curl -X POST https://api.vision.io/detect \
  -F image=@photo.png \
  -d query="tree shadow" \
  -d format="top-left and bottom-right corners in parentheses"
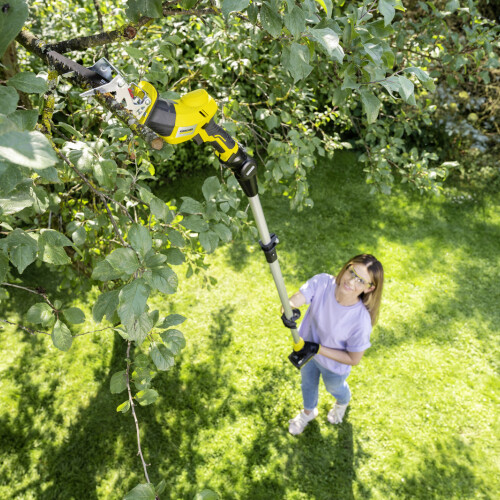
top-left (0, 332), bottom-right (134, 500)
top-left (374, 436), bottom-right (489, 499)
top-left (255, 151), bottom-right (499, 352)
top-left (140, 303), bottom-right (362, 499)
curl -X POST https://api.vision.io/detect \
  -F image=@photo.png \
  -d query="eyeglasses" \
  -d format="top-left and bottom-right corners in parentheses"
top-left (347, 264), bottom-right (374, 288)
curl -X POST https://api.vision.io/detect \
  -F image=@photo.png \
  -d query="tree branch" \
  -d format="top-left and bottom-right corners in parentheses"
top-left (45, 25), bottom-right (143, 53)
top-left (55, 149), bottom-right (128, 246)
top-left (15, 29), bottom-right (164, 151)
top-left (0, 318), bottom-right (50, 336)
top-left (1, 282), bottom-right (58, 310)
top-left (125, 341), bottom-right (158, 498)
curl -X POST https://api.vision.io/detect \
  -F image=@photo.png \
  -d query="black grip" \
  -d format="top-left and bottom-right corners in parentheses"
top-left (203, 118), bottom-right (236, 151)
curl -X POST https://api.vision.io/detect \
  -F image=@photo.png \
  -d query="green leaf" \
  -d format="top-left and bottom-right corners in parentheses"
top-left (167, 230), bottom-right (185, 247)
top-left (132, 365), bottom-right (153, 390)
top-left (404, 67), bottom-right (435, 91)
top-left (381, 75), bottom-right (400, 98)
top-left (91, 259), bottom-right (123, 281)
top-left (145, 252), bottom-right (168, 268)
top-left (51, 319), bottom-right (73, 351)
top-left (39, 229), bottom-right (72, 247)
top-left (126, 311), bottom-right (154, 345)
top-left (71, 226), bottom-right (86, 247)
top-left (7, 72), bottom-right (48, 94)
top-left (180, 197), bottom-right (203, 214)
top-left (110, 371), bottom-right (127, 394)
top-left (309, 28), bottom-right (341, 59)
top-left (0, 86), bottom-right (19, 115)
top-left (194, 490), bottom-right (219, 500)
top-left (128, 224), bottom-right (153, 258)
top-left (118, 279), bottom-right (150, 327)
top-left (180, 0), bottom-right (197, 8)
top-left (143, 266), bottom-right (178, 294)
top-left (0, 182), bottom-right (33, 215)
top-left (93, 290), bottom-right (120, 323)
top-left (0, 228), bottom-right (37, 273)
top-left (314, 0), bottom-right (332, 18)
top-left (0, 251), bottom-right (8, 283)
top-left (63, 307), bottom-right (86, 324)
top-left (260, 3), bottom-right (282, 38)
top-left (159, 314), bottom-right (186, 329)
top-left (445, 0), bottom-right (459, 13)
top-left (0, 162), bottom-right (22, 195)
top-left (202, 176), bottom-right (221, 202)
top-left (8, 109), bottom-right (39, 131)
top-left (213, 223), bottom-right (232, 243)
top-left (116, 400), bottom-right (131, 413)
top-left (123, 45), bottom-right (146, 61)
top-left (38, 230), bottom-right (71, 266)
top-left (397, 75), bottom-right (415, 102)
top-left (281, 43), bottom-right (313, 83)
top-left (0, 131), bottom-right (58, 169)
top-left (0, 0), bottom-right (29, 59)
top-left (26, 302), bottom-right (53, 326)
top-left (136, 388), bottom-right (159, 406)
top-left (123, 483), bottom-right (156, 500)
top-left (341, 63), bottom-right (359, 90)
top-left (150, 196), bottom-right (172, 222)
top-left (150, 344), bottom-right (175, 371)
top-left (182, 215), bottom-right (209, 233)
top-left (156, 480), bottom-right (166, 495)
top-left (367, 19), bottom-right (395, 38)
top-left (222, 0), bottom-right (250, 18)
top-left (284, 6), bottom-right (306, 38)
top-left (126, 0), bottom-right (162, 19)
top-left (359, 90), bottom-right (381, 124)
top-left (199, 230), bottom-right (220, 253)
top-left (165, 247), bottom-right (185, 265)
top-left (378, 0), bottom-right (395, 26)
top-left (93, 158), bottom-right (117, 188)
top-left (160, 329), bottom-right (186, 355)
top-left (106, 247), bottom-right (140, 276)
top-left (363, 43), bottom-right (384, 64)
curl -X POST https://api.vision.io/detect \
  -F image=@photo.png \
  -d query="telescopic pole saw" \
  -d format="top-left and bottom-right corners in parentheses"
top-left (31, 50), bottom-right (315, 369)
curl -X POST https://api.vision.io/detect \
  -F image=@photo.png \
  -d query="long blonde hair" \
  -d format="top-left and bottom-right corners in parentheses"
top-left (335, 254), bottom-right (384, 326)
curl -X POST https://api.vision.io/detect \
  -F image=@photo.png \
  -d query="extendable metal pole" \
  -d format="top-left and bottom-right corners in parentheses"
top-left (248, 195), bottom-right (301, 345)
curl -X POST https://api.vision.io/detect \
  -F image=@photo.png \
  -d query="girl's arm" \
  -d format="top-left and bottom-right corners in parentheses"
top-left (289, 291), bottom-right (306, 308)
top-left (317, 346), bottom-right (365, 366)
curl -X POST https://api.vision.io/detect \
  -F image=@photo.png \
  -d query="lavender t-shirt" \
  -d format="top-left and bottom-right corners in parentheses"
top-left (299, 273), bottom-right (372, 375)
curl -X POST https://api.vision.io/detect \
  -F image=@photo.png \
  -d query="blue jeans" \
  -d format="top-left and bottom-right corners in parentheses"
top-left (301, 358), bottom-right (351, 410)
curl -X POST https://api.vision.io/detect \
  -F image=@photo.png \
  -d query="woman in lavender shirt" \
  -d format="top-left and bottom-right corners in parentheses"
top-left (287, 254), bottom-right (384, 435)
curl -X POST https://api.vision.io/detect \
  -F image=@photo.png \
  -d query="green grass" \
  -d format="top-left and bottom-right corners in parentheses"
top-left (1, 151), bottom-right (499, 499)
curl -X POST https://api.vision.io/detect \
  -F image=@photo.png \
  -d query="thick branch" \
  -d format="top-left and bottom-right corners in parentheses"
top-left (45, 0), bottom-right (218, 54)
top-left (46, 25), bottom-right (142, 53)
top-left (15, 29), bottom-right (164, 151)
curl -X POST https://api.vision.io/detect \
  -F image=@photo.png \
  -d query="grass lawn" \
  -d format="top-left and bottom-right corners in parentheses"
top-left (1, 151), bottom-right (499, 499)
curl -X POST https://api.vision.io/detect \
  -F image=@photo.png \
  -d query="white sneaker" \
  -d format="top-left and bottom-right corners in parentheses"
top-left (327, 402), bottom-right (348, 424)
top-left (288, 408), bottom-right (318, 435)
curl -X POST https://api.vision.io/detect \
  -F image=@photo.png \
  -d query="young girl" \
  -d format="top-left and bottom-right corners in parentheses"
top-left (287, 254), bottom-right (384, 435)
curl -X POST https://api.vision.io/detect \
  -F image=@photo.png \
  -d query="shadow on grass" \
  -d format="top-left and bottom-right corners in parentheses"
top-left (0, 332), bottom-right (135, 500)
top-left (375, 437), bottom-right (488, 499)
top-left (142, 306), bottom-right (360, 499)
top-left (255, 151), bottom-right (500, 352)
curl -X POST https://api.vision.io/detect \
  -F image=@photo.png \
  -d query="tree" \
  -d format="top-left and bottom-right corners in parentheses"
top-left (0, 0), bottom-right (498, 497)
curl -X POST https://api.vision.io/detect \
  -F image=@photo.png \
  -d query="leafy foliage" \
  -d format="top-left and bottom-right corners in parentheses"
top-left (0, 0), bottom-right (498, 497)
